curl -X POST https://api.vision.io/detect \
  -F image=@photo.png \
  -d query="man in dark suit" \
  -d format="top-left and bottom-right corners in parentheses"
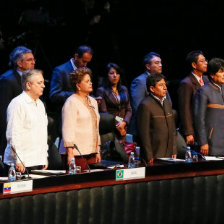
top-left (49, 45), bottom-right (93, 107)
top-left (0, 46), bottom-right (35, 157)
top-left (49, 45), bottom-right (93, 141)
top-left (129, 52), bottom-right (171, 141)
top-left (178, 50), bottom-right (208, 146)
top-left (137, 74), bottom-right (177, 164)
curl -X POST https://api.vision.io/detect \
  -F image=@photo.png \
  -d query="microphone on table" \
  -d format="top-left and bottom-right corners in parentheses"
top-left (141, 157), bottom-right (148, 167)
top-left (73, 144), bottom-right (91, 173)
top-left (0, 155), bottom-right (4, 169)
top-left (11, 146), bottom-right (30, 179)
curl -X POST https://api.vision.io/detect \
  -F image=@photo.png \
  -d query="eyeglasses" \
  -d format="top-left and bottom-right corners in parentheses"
top-left (24, 58), bottom-right (36, 62)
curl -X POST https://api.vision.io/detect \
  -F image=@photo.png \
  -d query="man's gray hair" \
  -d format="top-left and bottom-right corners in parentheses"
top-left (9, 46), bottom-right (32, 69)
top-left (21, 69), bottom-right (43, 90)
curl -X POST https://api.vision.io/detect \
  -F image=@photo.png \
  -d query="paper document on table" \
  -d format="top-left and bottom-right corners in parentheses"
top-left (0, 177), bottom-right (9, 181)
top-left (84, 169), bottom-right (104, 173)
top-left (156, 158), bottom-right (185, 163)
top-left (204, 156), bottom-right (224, 161)
top-left (31, 170), bottom-right (66, 175)
top-left (107, 164), bottom-right (124, 169)
top-left (29, 174), bottom-right (49, 179)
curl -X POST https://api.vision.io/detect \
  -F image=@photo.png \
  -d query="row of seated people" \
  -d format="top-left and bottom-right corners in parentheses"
top-left (0, 45), bottom-right (223, 173)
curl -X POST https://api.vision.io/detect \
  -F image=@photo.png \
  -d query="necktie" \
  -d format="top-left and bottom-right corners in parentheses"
top-left (199, 77), bottom-right (204, 86)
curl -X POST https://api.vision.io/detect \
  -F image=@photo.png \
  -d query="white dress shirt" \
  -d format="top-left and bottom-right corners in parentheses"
top-left (70, 58), bottom-right (77, 71)
top-left (192, 72), bottom-right (202, 85)
top-left (4, 91), bottom-right (48, 167)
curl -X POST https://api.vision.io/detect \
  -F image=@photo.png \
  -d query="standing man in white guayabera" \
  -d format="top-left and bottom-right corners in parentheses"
top-left (4, 69), bottom-right (48, 173)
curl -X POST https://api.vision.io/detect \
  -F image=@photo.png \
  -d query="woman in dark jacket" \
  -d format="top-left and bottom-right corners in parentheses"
top-left (96, 63), bottom-right (132, 141)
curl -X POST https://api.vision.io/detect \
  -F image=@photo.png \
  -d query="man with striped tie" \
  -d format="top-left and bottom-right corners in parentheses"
top-left (178, 50), bottom-right (208, 146)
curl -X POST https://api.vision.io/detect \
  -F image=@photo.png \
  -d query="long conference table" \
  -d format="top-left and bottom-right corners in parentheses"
top-left (1, 159), bottom-right (224, 224)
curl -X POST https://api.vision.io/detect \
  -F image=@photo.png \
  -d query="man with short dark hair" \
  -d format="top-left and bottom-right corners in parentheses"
top-left (129, 52), bottom-right (171, 140)
top-left (49, 45), bottom-right (93, 141)
top-left (194, 58), bottom-right (224, 156)
top-left (0, 46), bottom-right (35, 157)
top-left (178, 50), bottom-right (208, 146)
top-left (131, 52), bottom-right (162, 114)
top-left (4, 69), bottom-right (48, 173)
top-left (49, 45), bottom-right (93, 106)
top-left (137, 74), bottom-right (176, 164)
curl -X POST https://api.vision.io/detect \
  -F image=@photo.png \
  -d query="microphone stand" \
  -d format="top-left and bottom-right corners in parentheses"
top-left (11, 146), bottom-right (30, 179)
top-left (0, 155), bottom-right (4, 169)
top-left (73, 144), bottom-right (91, 173)
top-left (141, 158), bottom-right (148, 167)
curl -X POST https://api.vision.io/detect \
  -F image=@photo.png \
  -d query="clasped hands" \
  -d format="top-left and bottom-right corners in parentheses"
top-left (116, 121), bottom-right (126, 136)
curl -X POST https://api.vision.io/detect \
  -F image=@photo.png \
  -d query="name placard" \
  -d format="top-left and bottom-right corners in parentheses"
top-left (3, 180), bottom-right (33, 194)
top-left (116, 167), bottom-right (145, 181)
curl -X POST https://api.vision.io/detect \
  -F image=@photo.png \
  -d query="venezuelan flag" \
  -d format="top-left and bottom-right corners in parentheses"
top-left (3, 183), bottom-right (11, 194)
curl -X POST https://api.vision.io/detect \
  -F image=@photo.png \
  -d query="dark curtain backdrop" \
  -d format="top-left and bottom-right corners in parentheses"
top-left (0, 0), bottom-right (224, 110)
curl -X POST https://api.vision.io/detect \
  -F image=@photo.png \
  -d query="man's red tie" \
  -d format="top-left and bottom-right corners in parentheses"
top-left (199, 77), bottom-right (204, 86)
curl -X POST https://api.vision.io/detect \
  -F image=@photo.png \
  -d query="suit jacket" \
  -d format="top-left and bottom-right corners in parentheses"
top-left (137, 95), bottom-right (177, 162)
top-left (96, 86), bottom-right (132, 125)
top-left (178, 73), bottom-right (209, 137)
top-left (49, 60), bottom-right (74, 106)
top-left (130, 71), bottom-right (149, 113)
top-left (194, 82), bottom-right (224, 156)
top-left (59, 95), bottom-right (100, 156)
top-left (129, 71), bottom-right (172, 136)
top-left (0, 69), bottom-right (23, 156)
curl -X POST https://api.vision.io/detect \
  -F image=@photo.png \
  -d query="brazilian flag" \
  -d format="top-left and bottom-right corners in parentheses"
top-left (116, 170), bottom-right (124, 180)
